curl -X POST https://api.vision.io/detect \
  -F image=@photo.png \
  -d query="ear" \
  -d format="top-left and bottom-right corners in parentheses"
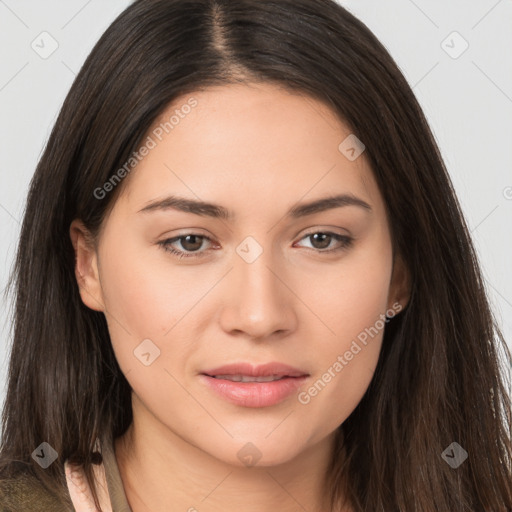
top-left (69, 219), bottom-right (105, 312)
top-left (387, 252), bottom-right (411, 314)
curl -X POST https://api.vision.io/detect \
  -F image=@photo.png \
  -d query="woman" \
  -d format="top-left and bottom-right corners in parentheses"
top-left (1, 0), bottom-right (511, 510)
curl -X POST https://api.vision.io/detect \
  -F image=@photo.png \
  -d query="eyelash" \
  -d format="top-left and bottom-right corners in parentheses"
top-left (157, 231), bottom-right (353, 260)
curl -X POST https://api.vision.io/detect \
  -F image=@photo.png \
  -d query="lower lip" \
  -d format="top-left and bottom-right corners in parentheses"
top-left (200, 374), bottom-right (308, 408)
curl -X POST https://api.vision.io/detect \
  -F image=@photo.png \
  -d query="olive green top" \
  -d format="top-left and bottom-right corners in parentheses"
top-left (0, 435), bottom-right (132, 511)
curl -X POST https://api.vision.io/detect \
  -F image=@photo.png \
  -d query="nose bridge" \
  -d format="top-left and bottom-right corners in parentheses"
top-left (219, 236), bottom-right (295, 338)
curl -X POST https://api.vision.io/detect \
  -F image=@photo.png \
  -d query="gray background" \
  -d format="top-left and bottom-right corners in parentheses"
top-left (1, 0), bottom-right (511, 409)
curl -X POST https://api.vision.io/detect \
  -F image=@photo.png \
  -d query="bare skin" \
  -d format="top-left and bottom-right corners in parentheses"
top-left (70, 82), bottom-right (409, 512)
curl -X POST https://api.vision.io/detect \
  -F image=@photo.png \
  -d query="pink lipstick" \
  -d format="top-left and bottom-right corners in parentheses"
top-left (200, 362), bottom-right (309, 408)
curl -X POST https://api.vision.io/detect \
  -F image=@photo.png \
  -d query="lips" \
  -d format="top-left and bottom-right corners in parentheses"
top-left (211, 375), bottom-right (286, 382)
top-left (201, 362), bottom-right (308, 379)
top-left (200, 362), bottom-right (310, 408)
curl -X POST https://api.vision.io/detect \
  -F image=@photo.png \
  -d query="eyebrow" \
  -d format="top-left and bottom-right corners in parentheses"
top-left (137, 193), bottom-right (372, 219)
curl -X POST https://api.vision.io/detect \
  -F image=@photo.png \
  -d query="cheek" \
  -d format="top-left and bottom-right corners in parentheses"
top-left (292, 239), bottom-right (393, 346)
top-left (292, 246), bottom-right (392, 428)
top-left (98, 229), bottom-right (205, 328)
top-left (96, 236), bottom-right (227, 385)
top-left (295, 290), bottom-right (387, 438)
top-left (95, 237), bottom-right (185, 369)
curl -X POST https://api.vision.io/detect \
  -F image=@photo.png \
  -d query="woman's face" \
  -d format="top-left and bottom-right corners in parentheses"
top-left (72, 82), bottom-right (408, 467)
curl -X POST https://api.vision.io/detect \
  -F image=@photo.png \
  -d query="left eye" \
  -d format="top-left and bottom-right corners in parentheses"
top-left (294, 232), bottom-right (353, 252)
top-left (158, 231), bottom-right (353, 259)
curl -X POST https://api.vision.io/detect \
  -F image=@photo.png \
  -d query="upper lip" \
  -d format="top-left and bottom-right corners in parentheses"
top-left (201, 362), bottom-right (309, 378)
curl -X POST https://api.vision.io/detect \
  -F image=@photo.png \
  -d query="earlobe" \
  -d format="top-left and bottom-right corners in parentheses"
top-left (69, 219), bottom-right (105, 312)
top-left (388, 253), bottom-right (411, 314)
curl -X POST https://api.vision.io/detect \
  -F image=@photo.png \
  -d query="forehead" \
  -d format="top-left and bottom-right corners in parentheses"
top-left (113, 82), bottom-right (382, 218)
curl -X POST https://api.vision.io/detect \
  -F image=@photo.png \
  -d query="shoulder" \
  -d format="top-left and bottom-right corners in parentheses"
top-left (0, 473), bottom-right (72, 512)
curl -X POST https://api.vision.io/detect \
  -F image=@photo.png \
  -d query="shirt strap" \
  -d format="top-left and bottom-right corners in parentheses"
top-left (64, 440), bottom-right (113, 512)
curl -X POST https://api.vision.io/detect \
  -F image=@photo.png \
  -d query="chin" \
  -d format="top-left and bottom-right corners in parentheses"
top-left (203, 436), bottom-right (308, 469)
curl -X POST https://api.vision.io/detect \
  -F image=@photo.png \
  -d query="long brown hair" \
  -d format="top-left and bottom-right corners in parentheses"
top-left (1, 0), bottom-right (511, 510)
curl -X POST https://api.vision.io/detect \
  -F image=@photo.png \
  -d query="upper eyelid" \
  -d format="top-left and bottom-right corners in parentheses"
top-left (163, 225), bottom-right (351, 241)
top-left (164, 229), bottom-right (348, 242)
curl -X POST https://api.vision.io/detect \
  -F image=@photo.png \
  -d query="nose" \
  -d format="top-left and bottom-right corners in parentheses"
top-left (218, 244), bottom-right (297, 340)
